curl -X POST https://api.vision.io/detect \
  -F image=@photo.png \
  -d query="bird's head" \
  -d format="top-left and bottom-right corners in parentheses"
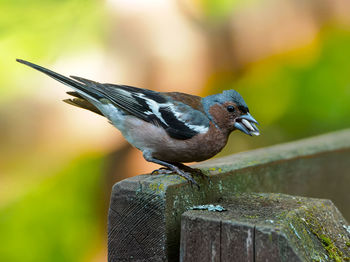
top-left (202, 90), bottom-right (260, 136)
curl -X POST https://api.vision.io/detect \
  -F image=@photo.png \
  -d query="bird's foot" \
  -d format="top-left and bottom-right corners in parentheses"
top-left (150, 167), bottom-right (173, 175)
top-left (150, 166), bottom-right (199, 189)
top-left (143, 152), bottom-right (200, 188)
top-left (173, 163), bottom-right (211, 182)
top-left (172, 166), bottom-right (200, 189)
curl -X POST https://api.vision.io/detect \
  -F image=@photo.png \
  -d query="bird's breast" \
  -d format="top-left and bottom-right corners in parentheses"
top-left (122, 118), bottom-right (228, 163)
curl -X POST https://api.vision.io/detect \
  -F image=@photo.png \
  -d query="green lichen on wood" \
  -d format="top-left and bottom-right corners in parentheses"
top-left (320, 235), bottom-right (342, 262)
top-left (299, 205), bottom-right (347, 262)
top-left (148, 182), bottom-right (165, 193)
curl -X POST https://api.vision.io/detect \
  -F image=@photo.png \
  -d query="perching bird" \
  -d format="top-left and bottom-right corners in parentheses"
top-left (17, 59), bottom-right (259, 187)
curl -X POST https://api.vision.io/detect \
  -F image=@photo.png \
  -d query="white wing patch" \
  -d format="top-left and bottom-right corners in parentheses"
top-left (137, 93), bottom-right (209, 133)
top-left (134, 93), bottom-right (168, 125)
top-left (128, 92), bottom-right (209, 134)
top-left (167, 104), bottom-right (209, 133)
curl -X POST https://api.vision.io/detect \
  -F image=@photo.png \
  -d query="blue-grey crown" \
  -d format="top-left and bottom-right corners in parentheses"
top-left (202, 89), bottom-right (248, 113)
top-left (221, 90), bottom-right (248, 108)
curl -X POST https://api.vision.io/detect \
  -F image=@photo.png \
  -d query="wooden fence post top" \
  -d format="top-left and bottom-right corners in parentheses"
top-left (108, 129), bottom-right (350, 261)
top-left (180, 193), bottom-right (350, 262)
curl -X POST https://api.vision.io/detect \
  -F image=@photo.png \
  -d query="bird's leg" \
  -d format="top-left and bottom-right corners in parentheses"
top-left (143, 152), bottom-right (199, 188)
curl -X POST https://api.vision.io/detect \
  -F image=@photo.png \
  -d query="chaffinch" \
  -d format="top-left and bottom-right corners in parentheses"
top-left (17, 59), bottom-right (259, 187)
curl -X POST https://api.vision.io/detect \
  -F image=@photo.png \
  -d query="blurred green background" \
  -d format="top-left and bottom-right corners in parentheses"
top-left (1, 0), bottom-right (349, 261)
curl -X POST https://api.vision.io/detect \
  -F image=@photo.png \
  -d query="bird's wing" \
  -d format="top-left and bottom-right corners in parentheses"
top-left (15, 59), bottom-right (209, 140)
top-left (71, 77), bottom-right (210, 139)
top-left (17, 59), bottom-right (209, 140)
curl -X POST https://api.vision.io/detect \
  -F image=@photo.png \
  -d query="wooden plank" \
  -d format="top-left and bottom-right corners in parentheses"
top-left (180, 215), bottom-right (221, 262)
top-left (220, 223), bottom-right (254, 262)
top-left (108, 129), bottom-right (350, 261)
top-left (180, 193), bottom-right (350, 262)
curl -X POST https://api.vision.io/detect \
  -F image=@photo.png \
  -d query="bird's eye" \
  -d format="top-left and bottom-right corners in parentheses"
top-left (227, 105), bottom-right (235, 112)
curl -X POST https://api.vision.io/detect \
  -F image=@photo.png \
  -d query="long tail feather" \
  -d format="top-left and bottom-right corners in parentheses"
top-left (16, 59), bottom-right (103, 101)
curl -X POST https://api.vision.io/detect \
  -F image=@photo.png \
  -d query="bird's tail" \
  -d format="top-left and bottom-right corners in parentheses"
top-left (16, 59), bottom-right (103, 101)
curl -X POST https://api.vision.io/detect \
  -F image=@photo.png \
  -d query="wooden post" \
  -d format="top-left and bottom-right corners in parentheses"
top-left (108, 129), bottom-right (350, 261)
top-left (180, 193), bottom-right (350, 261)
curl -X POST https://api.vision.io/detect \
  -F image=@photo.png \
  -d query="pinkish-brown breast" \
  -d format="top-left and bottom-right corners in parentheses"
top-left (152, 122), bottom-right (229, 163)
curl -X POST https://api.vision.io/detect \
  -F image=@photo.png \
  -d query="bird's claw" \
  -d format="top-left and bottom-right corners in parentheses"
top-left (176, 165), bottom-right (211, 183)
top-left (175, 168), bottom-right (200, 189)
top-left (151, 166), bottom-right (200, 189)
top-left (151, 167), bottom-right (173, 175)
top-left (191, 168), bottom-right (211, 181)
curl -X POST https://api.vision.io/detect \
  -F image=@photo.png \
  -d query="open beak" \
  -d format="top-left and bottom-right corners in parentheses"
top-left (234, 113), bottom-right (260, 136)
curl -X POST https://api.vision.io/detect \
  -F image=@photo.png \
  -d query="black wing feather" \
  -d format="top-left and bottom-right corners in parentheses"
top-left (159, 107), bottom-right (198, 139)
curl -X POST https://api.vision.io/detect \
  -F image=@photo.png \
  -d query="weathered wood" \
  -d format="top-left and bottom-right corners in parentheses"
top-left (180, 213), bottom-right (222, 262)
top-left (180, 193), bottom-right (350, 262)
top-left (108, 129), bottom-right (350, 261)
top-left (180, 215), bottom-right (254, 261)
top-left (108, 178), bottom-right (167, 261)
